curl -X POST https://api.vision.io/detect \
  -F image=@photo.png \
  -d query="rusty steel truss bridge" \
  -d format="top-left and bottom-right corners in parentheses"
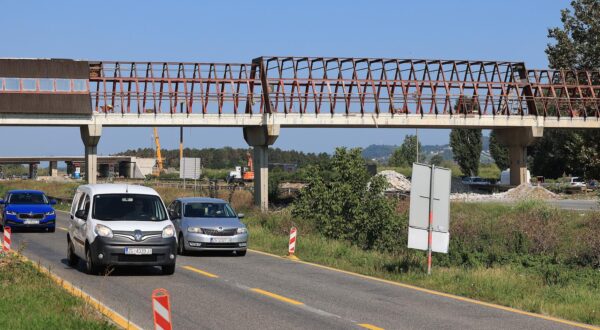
top-left (0, 56), bottom-right (599, 128)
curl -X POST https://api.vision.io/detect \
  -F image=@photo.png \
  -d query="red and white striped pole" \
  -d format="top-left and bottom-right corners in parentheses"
top-left (3, 226), bottom-right (11, 252)
top-left (152, 288), bottom-right (172, 330)
top-left (288, 226), bottom-right (298, 259)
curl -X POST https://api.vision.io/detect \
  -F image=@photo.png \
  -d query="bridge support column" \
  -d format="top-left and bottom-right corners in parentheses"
top-left (494, 127), bottom-right (543, 186)
top-left (80, 125), bottom-right (102, 184)
top-left (243, 125), bottom-right (280, 212)
top-left (28, 163), bottom-right (38, 179)
top-left (49, 161), bottom-right (58, 177)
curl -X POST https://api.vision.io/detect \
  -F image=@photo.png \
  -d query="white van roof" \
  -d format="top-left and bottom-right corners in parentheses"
top-left (77, 184), bottom-right (160, 196)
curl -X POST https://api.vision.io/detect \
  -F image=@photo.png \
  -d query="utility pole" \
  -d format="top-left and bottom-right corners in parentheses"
top-left (180, 102), bottom-right (185, 188)
top-left (416, 128), bottom-right (419, 163)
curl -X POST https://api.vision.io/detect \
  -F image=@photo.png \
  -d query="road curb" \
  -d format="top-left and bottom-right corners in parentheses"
top-left (7, 248), bottom-right (142, 330)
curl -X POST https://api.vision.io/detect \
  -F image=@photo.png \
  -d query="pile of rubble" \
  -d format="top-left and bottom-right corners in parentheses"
top-left (450, 183), bottom-right (557, 202)
top-left (378, 170), bottom-right (411, 192)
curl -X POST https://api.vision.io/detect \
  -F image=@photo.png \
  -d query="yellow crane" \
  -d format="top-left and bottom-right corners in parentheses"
top-left (153, 127), bottom-right (164, 175)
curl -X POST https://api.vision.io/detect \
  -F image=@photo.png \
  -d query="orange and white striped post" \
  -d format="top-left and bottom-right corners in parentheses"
top-left (287, 227), bottom-right (298, 260)
top-left (3, 226), bottom-right (11, 252)
top-left (152, 288), bottom-right (172, 330)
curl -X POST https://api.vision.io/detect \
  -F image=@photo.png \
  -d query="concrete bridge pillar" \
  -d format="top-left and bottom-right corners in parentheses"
top-left (494, 127), bottom-right (543, 186)
top-left (48, 161), bottom-right (58, 177)
top-left (243, 125), bottom-right (280, 212)
top-left (28, 163), bottom-right (38, 179)
top-left (80, 125), bottom-right (102, 184)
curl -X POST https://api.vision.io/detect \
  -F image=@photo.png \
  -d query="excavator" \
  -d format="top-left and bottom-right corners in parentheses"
top-left (226, 152), bottom-right (254, 184)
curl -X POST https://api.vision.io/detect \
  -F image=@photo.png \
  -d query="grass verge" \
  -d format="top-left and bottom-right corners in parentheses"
top-left (0, 253), bottom-right (116, 329)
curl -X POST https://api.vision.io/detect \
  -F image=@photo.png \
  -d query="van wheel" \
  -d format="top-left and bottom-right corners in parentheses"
top-left (67, 238), bottom-right (78, 267)
top-left (162, 264), bottom-right (176, 275)
top-left (85, 248), bottom-right (100, 275)
top-left (177, 234), bottom-right (187, 256)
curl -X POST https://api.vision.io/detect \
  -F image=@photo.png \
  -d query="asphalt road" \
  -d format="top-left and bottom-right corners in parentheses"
top-left (9, 211), bottom-right (588, 330)
top-left (548, 199), bottom-right (599, 211)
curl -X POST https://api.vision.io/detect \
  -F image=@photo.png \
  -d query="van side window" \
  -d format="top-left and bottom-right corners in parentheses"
top-left (82, 195), bottom-right (91, 215)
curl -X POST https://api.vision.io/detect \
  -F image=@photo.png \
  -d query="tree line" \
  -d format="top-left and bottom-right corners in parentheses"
top-left (116, 147), bottom-right (330, 169)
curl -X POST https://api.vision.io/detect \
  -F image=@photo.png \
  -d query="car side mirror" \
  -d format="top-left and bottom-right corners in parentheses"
top-left (169, 211), bottom-right (179, 220)
top-left (237, 213), bottom-right (245, 219)
top-left (49, 199), bottom-right (57, 205)
top-left (75, 209), bottom-right (87, 220)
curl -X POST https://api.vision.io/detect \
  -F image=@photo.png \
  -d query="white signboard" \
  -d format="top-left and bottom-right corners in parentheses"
top-left (179, 157), bottom-right (201, 179)
top-left (408, 163), bottom-right (451, 254)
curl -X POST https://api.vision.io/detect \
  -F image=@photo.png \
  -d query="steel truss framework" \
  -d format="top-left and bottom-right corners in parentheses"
top-left (50, 57), bottom-right (600, 119)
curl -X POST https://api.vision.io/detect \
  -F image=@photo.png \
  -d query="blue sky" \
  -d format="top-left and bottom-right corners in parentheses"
top-left (0, 0), bottom-right (569, 156)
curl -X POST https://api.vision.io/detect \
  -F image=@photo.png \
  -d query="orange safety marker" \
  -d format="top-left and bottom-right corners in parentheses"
top-left (152, 288), bottom-right (172, 330)
top-left (3, 226), bottom-right (11, 252)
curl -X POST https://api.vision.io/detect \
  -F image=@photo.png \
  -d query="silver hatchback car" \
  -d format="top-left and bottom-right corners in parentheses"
top-left (167, 197), bottom-right (248, 256)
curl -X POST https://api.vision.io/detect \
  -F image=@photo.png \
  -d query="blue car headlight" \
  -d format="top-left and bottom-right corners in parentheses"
top-left (45, 211), bottom-right (55, 216)
top-left (6, 210), bottom-right (16, 216)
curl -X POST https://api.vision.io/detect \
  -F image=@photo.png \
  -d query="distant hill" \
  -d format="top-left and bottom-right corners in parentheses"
top-left (362, 136), bottom-right (493, 164)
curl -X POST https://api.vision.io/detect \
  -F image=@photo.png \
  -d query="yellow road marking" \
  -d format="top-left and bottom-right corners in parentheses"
top-left (182, 265), bottom-right (219, 278)
top-left (58, 226), bottom-right (68, 231)
top-left (250, 288), bottom-right (304, 306)
top-left (10, 251), bottom-right (141, 330)
top-left (358, 324), bottom-right (384, 330)
top-left (248, 249), bottom-right (598, 330)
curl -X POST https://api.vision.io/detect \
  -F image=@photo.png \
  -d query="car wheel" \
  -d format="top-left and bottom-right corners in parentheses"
top-left (177, 234), bottom-right (187, 256)
top-left (67, 238), bottom-right (78, 267)
top-left (236, 250), bottom-right (247, 257)
top-left (162, 264), bottom-right (176, 275)
top-left (48, 227), bottom-right (55, 233)
top-left (85, 248), bottom-right (99, 275)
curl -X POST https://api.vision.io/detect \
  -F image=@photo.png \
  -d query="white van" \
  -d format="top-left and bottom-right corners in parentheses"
top-left (67, 184), bottom-right (177, 275)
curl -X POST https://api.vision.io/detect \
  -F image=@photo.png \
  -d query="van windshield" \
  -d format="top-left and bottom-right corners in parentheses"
top-left (92, 194), bottom-right (167, 221)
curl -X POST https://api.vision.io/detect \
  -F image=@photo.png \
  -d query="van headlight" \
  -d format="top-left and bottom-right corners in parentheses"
top-left (237, 227), bottom-right (248, 234)
top-left (187, 227), bottom-right (203, 233)
top-left (162, 225), bottom-right (175, 238)
top-left (94, 224), bottom-right (113, 238)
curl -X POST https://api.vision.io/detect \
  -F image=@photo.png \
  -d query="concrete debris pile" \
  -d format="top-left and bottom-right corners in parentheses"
top-left (450, 183), bottom-right (557, 202)
top-left (504, 184), bottom-right (558, 200)
top-left (378, 170), bottom-right (411, 192)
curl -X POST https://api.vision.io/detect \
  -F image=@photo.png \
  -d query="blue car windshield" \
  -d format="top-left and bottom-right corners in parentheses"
top-left (8, 193), bottom-right (48, 204)
top-left (184, 202), bottom-right (236, 218)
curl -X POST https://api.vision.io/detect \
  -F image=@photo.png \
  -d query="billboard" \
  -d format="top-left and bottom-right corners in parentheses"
top-left (179, 157), bottom-right (201, 179)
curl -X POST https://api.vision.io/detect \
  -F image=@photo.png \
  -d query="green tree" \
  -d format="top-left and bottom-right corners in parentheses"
top-left (429, 154), bottom-right (444, 166)
top-left (450, 128), bottom-right (482, 176)
top-left (292, 147), bottom-right (403, 251)
top-left (489, 131), bottom-right (510, 170)
top-left (531, 0), bottom-right (600, 178)
top-left (388, 135), bottom-right (423, 167)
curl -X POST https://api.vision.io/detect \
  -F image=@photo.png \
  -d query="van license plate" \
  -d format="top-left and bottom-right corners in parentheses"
top-left (211, 238), bottom-right (231, 243)
top-left (24, 220), bottom-right (39, 225)
top-left (124, 247), bottom-right (152, 255)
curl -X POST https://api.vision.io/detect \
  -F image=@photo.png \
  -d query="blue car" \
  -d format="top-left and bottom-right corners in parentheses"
top-left (0, 190), bottom-right (57, 232)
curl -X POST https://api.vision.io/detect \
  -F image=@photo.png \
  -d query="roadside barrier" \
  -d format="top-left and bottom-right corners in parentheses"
top-left (288, 227), bottom-right (298, 259)
top-left (3, 226), bottom-right (11, 252)
top-left (152, 288), bottom-right (172, 330)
